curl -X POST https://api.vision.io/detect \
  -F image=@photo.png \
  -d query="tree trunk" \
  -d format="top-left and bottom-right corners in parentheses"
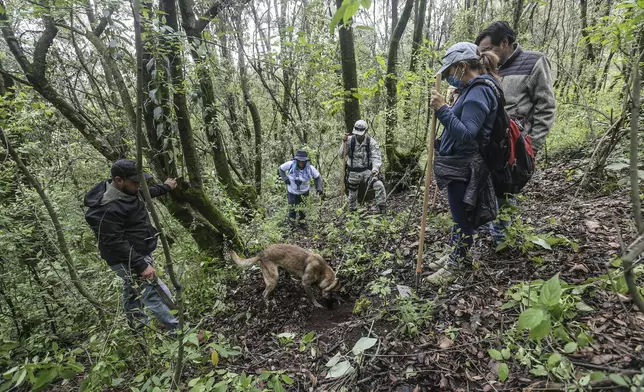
top-left (151, 0), bottom-right (244, 254)
top-left (132, 0), bottom-right (185, 385)
top-left (579, 0), bottom-right (595, 62)
top-left (409, 0), bottom-right (427, 73)
top-left (385, 0), bottom-right (414, 173)
top-left (336, 0), bottom-right (361, 133)
top-left (392, 0), bottom-right (398, 34)
top-left (512, 0), bottom-right (524, 32)
top-left (177, 0), bottom-right (256, 209)
top-left (629, 41), bottom-right (643, 234)
top-left (233, 12), bottom-right (263, 195)
top-left (219, 29), bottom-right (253, 178)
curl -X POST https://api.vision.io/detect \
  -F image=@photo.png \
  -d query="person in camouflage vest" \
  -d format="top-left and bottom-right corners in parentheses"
top-left (340, 120), bottom-right (386, 214)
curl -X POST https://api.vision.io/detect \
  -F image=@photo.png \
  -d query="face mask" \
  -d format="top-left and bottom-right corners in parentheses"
top-left (447, 64), bottom-right (466, 89)
top-left (447, 75), bottom-right (461, 88)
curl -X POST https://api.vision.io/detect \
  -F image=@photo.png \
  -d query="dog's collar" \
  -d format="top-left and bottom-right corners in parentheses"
top-left (324, 278), bottom-right (339, 292)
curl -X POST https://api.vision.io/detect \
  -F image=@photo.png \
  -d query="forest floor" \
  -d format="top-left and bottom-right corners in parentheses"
top-left (201, 157), bottom-right (644, 392)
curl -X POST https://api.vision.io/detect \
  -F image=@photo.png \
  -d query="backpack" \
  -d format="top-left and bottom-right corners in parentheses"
top-left (349, 135), bottom-right (371, 170)
top-left (465, 78), bottom-right (536, 197)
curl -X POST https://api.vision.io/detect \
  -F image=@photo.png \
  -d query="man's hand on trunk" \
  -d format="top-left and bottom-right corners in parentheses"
top-left (164, 178), bottom-right (178, 190)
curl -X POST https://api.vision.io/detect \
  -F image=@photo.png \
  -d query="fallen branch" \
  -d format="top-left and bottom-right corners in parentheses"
top-left (570, 360), bottom-right (641, 375)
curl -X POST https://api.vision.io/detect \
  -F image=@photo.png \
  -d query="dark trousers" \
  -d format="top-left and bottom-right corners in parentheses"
top-left (446, 181), bottom-right (474, 265)
top-left (287, 191), bottom-right (309, 221)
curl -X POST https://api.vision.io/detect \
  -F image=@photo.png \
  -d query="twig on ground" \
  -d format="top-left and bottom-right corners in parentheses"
top-left (570, 360), bottom-right (641, 375)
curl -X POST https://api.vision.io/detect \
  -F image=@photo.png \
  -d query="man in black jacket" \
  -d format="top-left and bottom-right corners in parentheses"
top-left (84, 159), bottom-right (178, 331)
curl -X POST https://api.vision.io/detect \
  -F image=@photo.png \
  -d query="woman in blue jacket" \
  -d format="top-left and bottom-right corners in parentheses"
top-left (427, 43), bottom-right (500, 283)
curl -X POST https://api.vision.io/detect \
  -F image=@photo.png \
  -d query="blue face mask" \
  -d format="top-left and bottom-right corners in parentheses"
top-left (447, 76), bottom-right (461, 88)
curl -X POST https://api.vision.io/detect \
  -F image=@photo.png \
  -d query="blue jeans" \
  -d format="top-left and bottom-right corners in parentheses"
top-left (287, 191), bottom-right (309, 221)
top-left (488, 196), bottom-right (516, 244)
top-left (446, 181), bottom-right (474, 266)
top-left (110, 256), bottom-right (178, 331)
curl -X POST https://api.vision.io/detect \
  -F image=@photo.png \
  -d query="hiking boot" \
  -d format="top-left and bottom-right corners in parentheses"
top-left (428, 254), bottom-right (450, 271)
top-left (426, 267), bottom-right (456, 285)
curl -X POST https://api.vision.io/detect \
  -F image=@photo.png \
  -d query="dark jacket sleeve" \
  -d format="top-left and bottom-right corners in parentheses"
top-left (98, 209), bottom-right (149, 273)
top-left (436, 88), bottom-right (493, 142)
top-left (147, 184), bottom-right (172, 198)
top-left (314, 176), bottom-right (323, 193)
top-left (278, 168), bottom-right (289, 182)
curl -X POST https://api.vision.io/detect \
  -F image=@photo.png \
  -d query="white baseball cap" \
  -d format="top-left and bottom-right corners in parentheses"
top-left (352, 119), bottom-right (368, 136)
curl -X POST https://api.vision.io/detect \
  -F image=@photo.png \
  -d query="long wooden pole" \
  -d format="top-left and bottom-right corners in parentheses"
top-left (416, 74), bottom-right (441, 291)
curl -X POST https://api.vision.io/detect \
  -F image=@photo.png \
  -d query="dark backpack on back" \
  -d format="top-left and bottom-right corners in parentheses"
top-left (465, 79), bottom-right (536, 197)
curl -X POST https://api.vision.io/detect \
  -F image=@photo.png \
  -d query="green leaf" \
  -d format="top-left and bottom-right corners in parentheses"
top-left (326, 353), bottom-right (341, 367)
top-left (277, 332), bottom-right (295, 340)
top-left (326, 360), bottom-right (354, 379)
top-left (530, 365), bottom-right (548, 376)
top-left (529, 317), bottom-right (552, 340)
top-left (563, 342), bottom-right (578, 353)
top-left (518, 308), bottom-right (546, 330)
top-left (529, 236), bottom-right (552, 250)
top-left (302, 332), bottom-right (315, 343)
top-left (488, 349), bottom-right (503, 361)
top-left (329, 2), bottom-right (347, 35)
top-left (281, 374), bottom-right (294, 385)
top-left (547, 353), bottom-right (562, 368)
top-left (590, 371), bottom-right (606, 381)
top-left (498, 362), bottom-right (509, 382)
top-left (576, 302), bottom-right (593, 312)
top-left (609, 373), bottom-right (629, 387)
top-left (33, 369), bottom-right (58, 392)
top-left (352, 337), bottom-right (377, 355)
top-left (540, 274), bottom-right (561, 307)
top-left (343, 1), bottom-right (361, 22)
top-left (579, 374), bottom-right (590, 386)
top-left (577, 332), bottom-right (592, 348)
top-left (360, 0), bottom-right (372, 8)
top-left (501, 348), bottom-right (511, 360)
top-left (14, 369), bottom-right (27, 387)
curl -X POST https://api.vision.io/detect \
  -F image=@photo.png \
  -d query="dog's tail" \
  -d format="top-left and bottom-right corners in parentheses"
top-left (230, 250), bottom-right (260, 267)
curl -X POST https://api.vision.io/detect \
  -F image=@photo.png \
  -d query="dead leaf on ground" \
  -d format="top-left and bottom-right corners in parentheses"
top-left (590, 354), bottom-right (621, 365)
top-left (585, 220), bottom-right (601, 231)
top-left (438, 336), bottom-right (453, 349)
top-left (569, 263), bottom-right (590, 273)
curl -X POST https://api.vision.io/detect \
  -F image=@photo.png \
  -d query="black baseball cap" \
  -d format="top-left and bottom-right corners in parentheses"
top-left (110, 159), bottom-right (152, 181)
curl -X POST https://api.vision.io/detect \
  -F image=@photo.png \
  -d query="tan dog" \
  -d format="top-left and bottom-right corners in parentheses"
top-left (231, 244), bottom-right (340, 308)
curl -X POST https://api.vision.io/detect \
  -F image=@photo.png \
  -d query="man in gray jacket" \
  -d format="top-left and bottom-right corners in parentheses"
top-left (340, 120), bottom-right (386, 213)
top-left (476, 21), bottom-right (556, 153)
top-left (476, 21), bottom-right (556, 244)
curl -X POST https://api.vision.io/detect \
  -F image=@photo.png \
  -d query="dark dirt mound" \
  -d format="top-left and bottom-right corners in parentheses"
top-left (201, 159), bottom-right (643, 391)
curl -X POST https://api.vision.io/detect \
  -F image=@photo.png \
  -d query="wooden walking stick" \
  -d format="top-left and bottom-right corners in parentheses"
top-left (415, 74), bottom-right (441, 291)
